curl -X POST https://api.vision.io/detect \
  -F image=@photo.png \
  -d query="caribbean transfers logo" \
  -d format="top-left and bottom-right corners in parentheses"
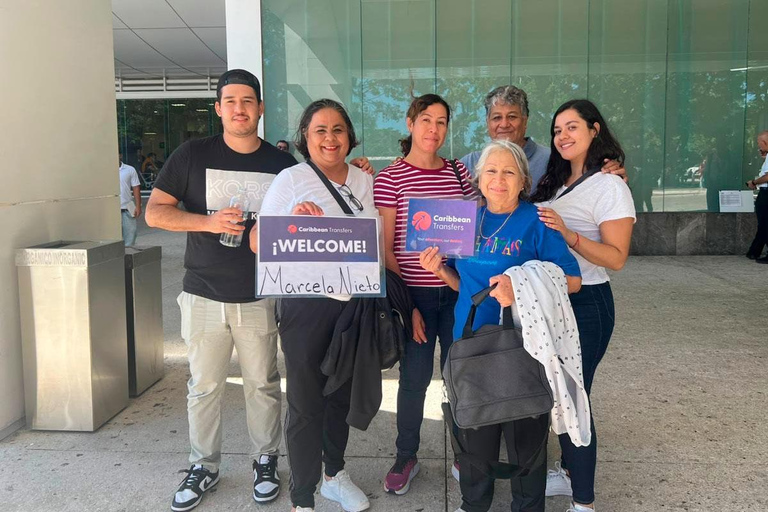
top-left (411, 211), bottom-right (432, 231)
top-left (412, 211), bottom-right (471, 232)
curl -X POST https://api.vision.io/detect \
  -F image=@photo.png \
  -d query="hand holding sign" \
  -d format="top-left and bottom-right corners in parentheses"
top-left (418, 246), bottom-right (443, 274)
top-left (292, 201), bottom-right (324, 216)
top-left (249, 223), bottom-right (259, 254)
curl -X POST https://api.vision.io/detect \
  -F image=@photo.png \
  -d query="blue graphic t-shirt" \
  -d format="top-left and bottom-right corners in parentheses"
top-left (452, 201), bottom-right (581, 339)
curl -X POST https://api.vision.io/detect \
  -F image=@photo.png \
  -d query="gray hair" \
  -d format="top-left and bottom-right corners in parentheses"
top-left (472, 140), bottom-right (532, 200)
top-left (483, 85), bottom-right (530, 118)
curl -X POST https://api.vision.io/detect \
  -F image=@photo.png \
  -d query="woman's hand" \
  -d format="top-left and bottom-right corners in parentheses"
top-left (292, 201), bottom-right (324, 216)
top-left (537, 207), bottom-right (576, 245)
top-left (488, 274), bottom-right (515, 307)
top-left (249, 224), bottom-right (259, 254)
top-left (411, 307), bottom-right (427, 343)
top-left (419, 246), bottom-right (443, 274)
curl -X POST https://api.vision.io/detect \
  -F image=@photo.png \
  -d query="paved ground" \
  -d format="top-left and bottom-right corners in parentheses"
top-left (1, 217), bottom-right (767, 512)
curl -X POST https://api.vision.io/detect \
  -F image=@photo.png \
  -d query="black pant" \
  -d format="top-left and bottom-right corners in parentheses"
top-left (748, 188), bottom-right (768, 258)
top-left (280, 298), bottom-right (352, 508)
top-left (458, 414), bottom-right (549, 512)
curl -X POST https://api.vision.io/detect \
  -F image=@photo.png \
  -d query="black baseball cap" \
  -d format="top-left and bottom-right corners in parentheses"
top-left (216, 69), bottom-right (262, 102)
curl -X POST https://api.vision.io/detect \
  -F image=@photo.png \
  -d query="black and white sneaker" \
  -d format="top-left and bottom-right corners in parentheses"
top-left (252, 454), bottom-right (280, 503)
top-left (171, 465), bottom-right (219, 512)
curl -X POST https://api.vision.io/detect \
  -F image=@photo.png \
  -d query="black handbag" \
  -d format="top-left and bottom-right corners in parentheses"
top-left (443, 284), bottom-right (554, 429)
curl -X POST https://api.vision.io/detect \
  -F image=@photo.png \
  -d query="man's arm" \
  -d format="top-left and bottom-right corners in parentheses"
top-left (601, 159), bottom-right (628, 182)
top-left (132, 185), bottom-right (142, 217)
top-left (145, 188), bottom-right (245, 235)
top-left (748, 174), bottom-right (768, 189)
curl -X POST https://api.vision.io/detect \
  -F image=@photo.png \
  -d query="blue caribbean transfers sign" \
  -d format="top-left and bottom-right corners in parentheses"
top-left (405, 198), bottom-right (478, 257)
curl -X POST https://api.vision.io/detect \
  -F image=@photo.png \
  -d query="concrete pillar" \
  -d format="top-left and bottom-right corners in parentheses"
top-left (225, 0), bottom-right (265, 138)
top-left (0, 0), bottom-right (120, 439)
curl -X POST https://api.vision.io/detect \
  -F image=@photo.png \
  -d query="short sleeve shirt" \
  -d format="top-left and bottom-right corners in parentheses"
top-left (453, 202), bottom-right (581, 339)
top-left (536, 173), bottom-right (635, 285)
top-left (373, 158), bottom-right (476, 287)
top-left (153, 135), bottom-right (297, 303)
top-left (119, 163), bottom-right (140, 209)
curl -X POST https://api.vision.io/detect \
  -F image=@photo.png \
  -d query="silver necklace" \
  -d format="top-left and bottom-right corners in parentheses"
top-left (479, 206), bottom-right (516, 239)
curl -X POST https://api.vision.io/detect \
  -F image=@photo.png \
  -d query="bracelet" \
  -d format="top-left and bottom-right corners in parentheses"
top-left (569, 232), bottom-right (580, 249)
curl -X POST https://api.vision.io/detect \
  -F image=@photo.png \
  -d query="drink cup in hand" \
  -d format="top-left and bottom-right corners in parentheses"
top-left (220, 188), bottom-right (250, 248)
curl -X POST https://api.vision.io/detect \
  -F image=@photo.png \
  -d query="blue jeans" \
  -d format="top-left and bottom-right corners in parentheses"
top-left (121, 210), bottom-right (137, 246)
top-left (558, 282), bottom-right (615, 505)
top-left (396, 285), bottom-right (458, 457)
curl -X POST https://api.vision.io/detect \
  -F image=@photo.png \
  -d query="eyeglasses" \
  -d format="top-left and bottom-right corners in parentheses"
top-left (338, 184), bottom-right (364, 212)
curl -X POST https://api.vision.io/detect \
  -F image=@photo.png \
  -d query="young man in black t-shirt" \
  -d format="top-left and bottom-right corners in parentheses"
top-left (146, 69), bottom-right (296, 512)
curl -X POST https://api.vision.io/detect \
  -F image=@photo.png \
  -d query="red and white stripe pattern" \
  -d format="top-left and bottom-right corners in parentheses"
top-left (374, 158), bottom-right (476, 287)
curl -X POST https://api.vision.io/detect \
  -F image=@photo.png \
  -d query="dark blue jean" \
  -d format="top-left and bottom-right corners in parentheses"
top-left (558, 282), bottom-right (615, 505)
top-left (396, 285), bottom-right (458, 457)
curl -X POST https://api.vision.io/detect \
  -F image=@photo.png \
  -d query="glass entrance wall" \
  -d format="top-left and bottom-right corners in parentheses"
top-left (262, 0), bottom-right (767, 212)
top-left (116, 99), bottom-right (222, 189)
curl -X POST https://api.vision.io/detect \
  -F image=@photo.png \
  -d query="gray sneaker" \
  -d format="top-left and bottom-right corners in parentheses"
top-left (546, 462), bottom-right (572, 497)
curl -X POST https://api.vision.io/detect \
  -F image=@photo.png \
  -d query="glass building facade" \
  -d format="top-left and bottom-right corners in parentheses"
top-left (260, 0), bottom-right (768, 213)
top-left (116, 98), bottom-right (222, 189)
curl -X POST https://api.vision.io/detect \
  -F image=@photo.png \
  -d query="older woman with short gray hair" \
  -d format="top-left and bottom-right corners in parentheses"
top-left (471, 139), bottom-right (533, 198)
top-left (420, 139), bottom-right (581, 512)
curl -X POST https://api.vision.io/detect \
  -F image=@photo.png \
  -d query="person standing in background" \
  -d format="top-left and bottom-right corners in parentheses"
top-left (747, 130), bottom-right (768, 263)
top-left (276, 139), bottom-right (289, 152)
top-left (119, 151), bottom-right (141, 246)
top-left (459, 86), bottom-right (626, 191)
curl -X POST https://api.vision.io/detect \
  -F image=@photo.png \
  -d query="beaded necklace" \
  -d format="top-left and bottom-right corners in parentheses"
top-left (478, 204), bottom-right (518, 240)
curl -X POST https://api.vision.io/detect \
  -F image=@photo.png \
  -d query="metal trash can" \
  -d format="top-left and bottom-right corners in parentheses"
top-left (124, 246), bottom-right (164, 397)
top-left (16, 241), bottom-right (129, 431)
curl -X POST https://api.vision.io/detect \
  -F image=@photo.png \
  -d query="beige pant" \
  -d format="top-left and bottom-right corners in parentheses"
top-left (178, 291), bottom-right (281, 472)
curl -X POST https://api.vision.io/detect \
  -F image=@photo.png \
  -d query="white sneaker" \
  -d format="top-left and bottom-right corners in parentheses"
top-left (294, 507), bottom-right (314, 511)
top-left (567, 503), bottom-right (595, 512)
top-left (546, 462), bottom-right (572, 497)
top-left (320, 470), bottom-right (370, 512)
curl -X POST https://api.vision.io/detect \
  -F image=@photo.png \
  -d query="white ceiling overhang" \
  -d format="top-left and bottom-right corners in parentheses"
top-left (112, 0), bottom-right (227, 79)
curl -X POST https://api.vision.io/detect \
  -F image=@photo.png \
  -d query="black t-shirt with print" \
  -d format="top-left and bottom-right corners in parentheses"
top-left (154, 134), bottom-right (297, 303)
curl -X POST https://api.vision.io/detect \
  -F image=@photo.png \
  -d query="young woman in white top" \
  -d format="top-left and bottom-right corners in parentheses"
top-left (532, 99), bottom-right (635, 512)
top-left (254, 99), bottom-right (375, 512)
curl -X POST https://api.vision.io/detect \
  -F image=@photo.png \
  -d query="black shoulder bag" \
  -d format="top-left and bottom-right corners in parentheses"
top-left (443, 284), bottom-right (554, 429)
top-left (306, 159), bottom-right (354, 215)
top-left (448, 159), bottom-right (465, 190)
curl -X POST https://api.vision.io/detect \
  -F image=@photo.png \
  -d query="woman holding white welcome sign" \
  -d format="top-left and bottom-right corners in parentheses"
top-left (254, 99), bottom-right (376, 512)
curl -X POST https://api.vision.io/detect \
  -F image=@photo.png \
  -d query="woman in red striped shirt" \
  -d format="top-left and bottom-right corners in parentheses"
top-left (374, 94), bottom-right (475, 495)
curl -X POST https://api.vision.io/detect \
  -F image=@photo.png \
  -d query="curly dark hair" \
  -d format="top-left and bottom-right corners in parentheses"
top-left (399, 94), bottom-right (451, 156)
top-left (530, 99), bottom-right (624, 202)
top-left (294, 99), bottom-right (360, 160)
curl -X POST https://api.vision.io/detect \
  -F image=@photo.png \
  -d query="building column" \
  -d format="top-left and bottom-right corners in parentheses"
top-left (225, 0), bottom-right (265, 138)
top-left (0, 0), bottom-right (119, 439)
